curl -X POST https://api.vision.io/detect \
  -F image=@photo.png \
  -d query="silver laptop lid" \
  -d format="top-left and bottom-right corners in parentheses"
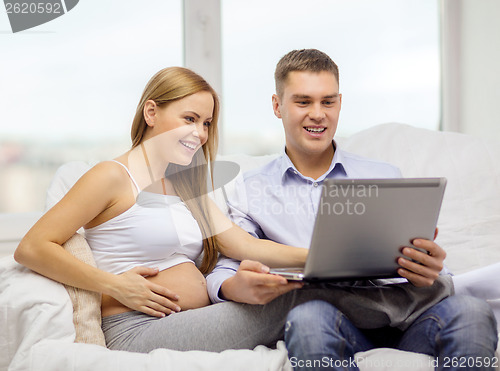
top-left (304, 178), bottom-right (447, 281)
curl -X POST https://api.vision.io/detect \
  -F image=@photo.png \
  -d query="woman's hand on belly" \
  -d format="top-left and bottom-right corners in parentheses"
top-left (102, 262), bottom-right (210, 317)
top-left (146, 262), bottom-right (211, 310)
top-left (105, 265), bottom-right (182, 318)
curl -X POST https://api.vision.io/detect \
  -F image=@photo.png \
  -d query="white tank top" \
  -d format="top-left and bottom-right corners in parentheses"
top-left (84, 161), bottom-right (203, 275)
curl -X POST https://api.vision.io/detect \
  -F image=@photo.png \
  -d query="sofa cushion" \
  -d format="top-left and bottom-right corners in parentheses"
top-left (62, 233), bottom-right (106, 346)
top-left (45, 161), bottom-right (106, 346)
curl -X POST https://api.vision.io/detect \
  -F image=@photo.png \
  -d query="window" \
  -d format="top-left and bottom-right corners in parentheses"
top-left (0, 0), bottom-right (441, 211)
top-left (0, 0), bottom-right (182, 212)
top-left (221, 0), bottom-right (440, 155)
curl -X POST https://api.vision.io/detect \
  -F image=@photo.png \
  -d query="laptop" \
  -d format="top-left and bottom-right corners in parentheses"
top-left (269, 177), bottom-right (447, 282)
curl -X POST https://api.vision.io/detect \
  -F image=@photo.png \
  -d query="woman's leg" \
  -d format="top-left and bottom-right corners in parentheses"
top-left (101, 277), bottom-right (454, 354)
top-left (101, 286), bottom-right (354, 353)
top-left (102, 299), bottom-right (293, 353)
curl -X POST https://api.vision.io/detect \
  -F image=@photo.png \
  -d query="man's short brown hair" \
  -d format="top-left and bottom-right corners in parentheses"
top-left (274, 49), bottom-right (339, 97)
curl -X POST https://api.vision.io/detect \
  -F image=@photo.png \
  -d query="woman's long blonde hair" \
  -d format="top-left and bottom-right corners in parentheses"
top-left (131, 67), bottom-right (220, 274)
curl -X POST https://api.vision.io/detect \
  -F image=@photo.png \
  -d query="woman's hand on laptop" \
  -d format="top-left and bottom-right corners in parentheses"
top-left (220, 260), bottom-right (303, 304)
top-left (397, 228), bottom-right (446, 287)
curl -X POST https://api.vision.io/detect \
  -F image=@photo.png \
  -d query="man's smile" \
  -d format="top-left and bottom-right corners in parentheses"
top-left (304, 126), bottom-right (327, 137)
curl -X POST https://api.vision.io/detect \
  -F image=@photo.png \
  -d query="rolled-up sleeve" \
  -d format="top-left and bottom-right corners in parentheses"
top-left (206, 175), bottom-right (267, 303)
top-left (206, 256), bottom-right (240, 303)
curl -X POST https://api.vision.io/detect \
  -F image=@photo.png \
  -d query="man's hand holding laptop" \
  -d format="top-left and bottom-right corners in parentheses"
top-left (220, 228), bottom-right (444, 305)
top-left (220, 260), bottom-right (304, 305)
top-left (397, 228), bottom-right (446, 287)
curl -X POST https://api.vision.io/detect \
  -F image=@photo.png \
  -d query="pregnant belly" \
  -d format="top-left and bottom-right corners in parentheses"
top-left (101, 262), bottom-right (210, 317)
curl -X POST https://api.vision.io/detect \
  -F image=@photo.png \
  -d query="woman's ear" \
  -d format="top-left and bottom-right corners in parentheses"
top-left (143, 100), bottom-right (157, 127)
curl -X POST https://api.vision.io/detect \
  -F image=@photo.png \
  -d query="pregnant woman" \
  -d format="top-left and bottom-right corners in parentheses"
top-left (15, 67), bottom-right (307, 352)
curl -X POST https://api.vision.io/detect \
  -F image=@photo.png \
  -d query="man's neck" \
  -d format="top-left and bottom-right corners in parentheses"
top-left (286, 144), bottom-right (335, 180)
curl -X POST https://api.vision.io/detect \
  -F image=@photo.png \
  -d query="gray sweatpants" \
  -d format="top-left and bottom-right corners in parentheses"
top-left (101, 276), bottom-right (453, 353)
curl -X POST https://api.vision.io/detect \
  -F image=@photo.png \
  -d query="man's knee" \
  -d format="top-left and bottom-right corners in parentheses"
top-left (431, 295), bottom-right (498, 356)
top-left (285, 299), bottom-right (343, 339)
top-left (439, 295), bottom-right (498, 349)
top-left (443, 295), bottom-right (496, 327)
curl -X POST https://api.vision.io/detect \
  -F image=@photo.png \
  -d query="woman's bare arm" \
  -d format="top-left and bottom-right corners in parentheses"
top-left (207, 198), bottom-right (308, 267)
top-left (14, 162), bottom-right (179, 317)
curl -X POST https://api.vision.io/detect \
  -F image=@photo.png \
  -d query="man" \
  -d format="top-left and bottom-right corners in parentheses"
top-left (206, 49), bottom-right (497, 370)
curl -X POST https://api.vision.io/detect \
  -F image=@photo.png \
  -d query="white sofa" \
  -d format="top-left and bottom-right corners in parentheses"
top-left (1, 123), bottom-right (499, 371)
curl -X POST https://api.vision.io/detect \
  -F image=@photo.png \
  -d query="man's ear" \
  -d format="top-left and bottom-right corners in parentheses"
top-left (272, 94), bottom-right (282, 119)
top-left (143, 100), bottom-right (157, 127)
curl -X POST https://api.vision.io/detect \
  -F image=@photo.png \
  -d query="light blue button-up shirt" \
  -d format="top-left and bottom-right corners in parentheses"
top-left (206, 142), bottom-right (402, 303)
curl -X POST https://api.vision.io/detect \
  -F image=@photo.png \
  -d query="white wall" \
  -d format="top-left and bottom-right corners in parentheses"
top-left (442, 0), bottom-right (500, 141)
top-left (460, 0), bottom-right (500, 141)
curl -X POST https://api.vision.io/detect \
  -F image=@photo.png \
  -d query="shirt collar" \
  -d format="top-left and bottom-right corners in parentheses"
top-left (279, 140), bottom-right (348, 183)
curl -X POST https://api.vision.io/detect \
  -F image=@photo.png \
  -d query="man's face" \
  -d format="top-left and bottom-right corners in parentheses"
top-left (273, 71), bottom-right (342, 159)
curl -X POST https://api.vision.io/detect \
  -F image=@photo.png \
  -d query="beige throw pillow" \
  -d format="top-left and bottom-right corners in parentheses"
top-left (62, 233), bottom-right (106, 347)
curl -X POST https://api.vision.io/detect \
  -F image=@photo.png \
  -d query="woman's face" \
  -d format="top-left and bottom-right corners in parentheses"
top-left (145, 91), bottom-right (214, 166)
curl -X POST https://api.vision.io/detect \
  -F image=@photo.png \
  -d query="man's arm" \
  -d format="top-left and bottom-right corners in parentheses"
top-left (206, 174), bottom-right (262, 302)
top-left (206, 174), bottom-right (303, 304)
top-left (206, 256), bottom-right (303, 304)
top-left (222, 174), bottom-right (266, 239)
top-left (205, 255), bottom-right (240, 303)
top-left (219, 260), bottom-right (303, 304)
top-left (205, 173), bottom-right (266, 303)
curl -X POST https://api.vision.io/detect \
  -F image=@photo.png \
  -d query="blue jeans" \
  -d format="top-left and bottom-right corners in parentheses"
top-left (285, 295), bottom-right (498, 371)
